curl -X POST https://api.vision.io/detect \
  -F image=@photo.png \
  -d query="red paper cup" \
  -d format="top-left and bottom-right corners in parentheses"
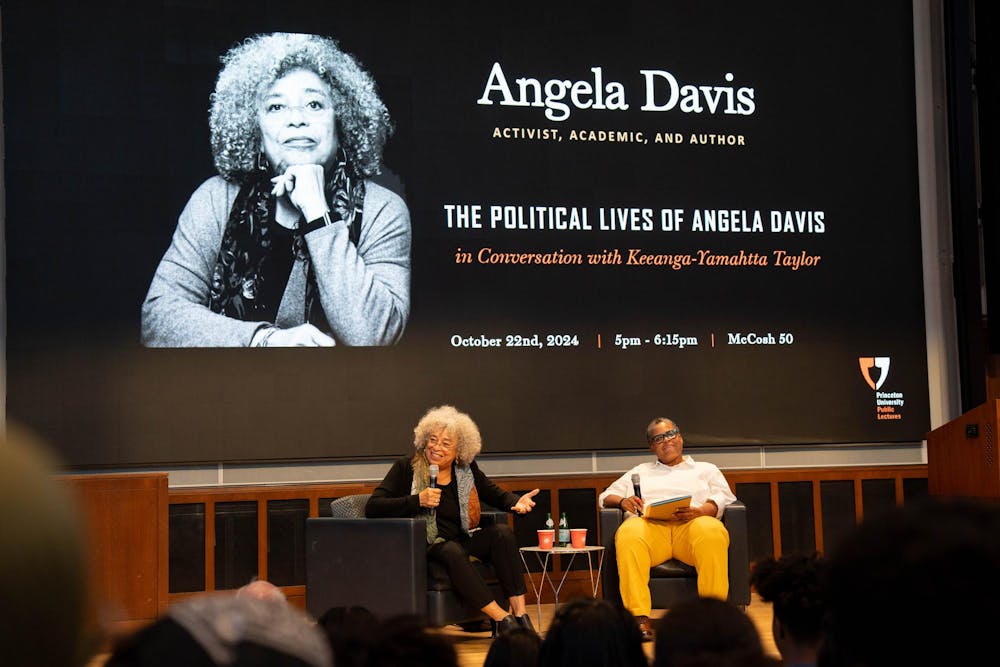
top-left (537, 529), bottom-right (555, 549)
top-left (570, 528), bottom-right (587, 548)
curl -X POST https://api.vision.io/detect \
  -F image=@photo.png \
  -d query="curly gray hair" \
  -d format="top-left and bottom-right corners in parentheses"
top-left (209, 32), bottom-right (392, 182)
top-left (412, 405), bottom-right (483, 467)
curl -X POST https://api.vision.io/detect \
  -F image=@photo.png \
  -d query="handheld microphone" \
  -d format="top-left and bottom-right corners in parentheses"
top-left (429, 464), bottom-right (439, 515)
top-left (630, 473), bottom-right (643, 516)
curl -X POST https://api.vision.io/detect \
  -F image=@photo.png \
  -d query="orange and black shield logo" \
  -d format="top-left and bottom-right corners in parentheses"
top-left (858, 357), bottom-right (890, 390)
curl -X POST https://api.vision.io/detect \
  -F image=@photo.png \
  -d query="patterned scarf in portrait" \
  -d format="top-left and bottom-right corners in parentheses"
top-left (208, 149), bottom-right (365, 328)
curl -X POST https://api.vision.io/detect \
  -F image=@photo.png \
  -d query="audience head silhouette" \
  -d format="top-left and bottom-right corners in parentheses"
top-left (317, 605), bottom-right (378, 667)
top-left (538, 597), bottom-right (647, 667)
top-left (365, 614), bottom-right (458, 667)
top-left (237, 578), bottom-right (287, 603)
top-left (105, 590), bottom-right (332, 666)
top-left (750, 551), bottom-right (827, 666)
top-left (653, 596), bottom-right (771, 667)
top-left (483, 625), bottom-right (542, 667)
top-left (0, 423), bottom-right (89, 667)
top-left (820, 497), bottom-right (1000, 666)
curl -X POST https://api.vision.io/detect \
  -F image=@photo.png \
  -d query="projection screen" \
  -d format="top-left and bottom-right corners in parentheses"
top-left (3, 0), bottom-right (931, 466)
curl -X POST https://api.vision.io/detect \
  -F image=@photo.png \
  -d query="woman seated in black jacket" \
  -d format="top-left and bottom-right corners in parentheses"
top-left (365, 405), bottom-right (540, 636)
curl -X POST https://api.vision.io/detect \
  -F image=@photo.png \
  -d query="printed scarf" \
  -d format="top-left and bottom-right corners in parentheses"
top-left (208, 150), bottom-right (364, 326)
top-left (411, 458), bottom-right (482, 544)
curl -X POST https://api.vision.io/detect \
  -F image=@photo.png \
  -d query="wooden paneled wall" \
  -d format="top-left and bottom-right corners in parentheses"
top-left (164, 464), bottom-right (928, 606)
top-left (59, 473), bottom-right (169, 637)
top-left (55, 465), bottom-right (929, 625)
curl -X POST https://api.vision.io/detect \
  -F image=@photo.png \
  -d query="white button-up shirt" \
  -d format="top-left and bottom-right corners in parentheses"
top-left (599, 455), bottom-right (736, 518)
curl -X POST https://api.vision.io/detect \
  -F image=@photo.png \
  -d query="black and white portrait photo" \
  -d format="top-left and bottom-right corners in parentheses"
top-left (141, 32), bottom-right (411, 347)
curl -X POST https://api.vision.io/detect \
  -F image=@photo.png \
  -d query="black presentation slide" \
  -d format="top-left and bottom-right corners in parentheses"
top-left (3, 1), bottom-right (930, 465)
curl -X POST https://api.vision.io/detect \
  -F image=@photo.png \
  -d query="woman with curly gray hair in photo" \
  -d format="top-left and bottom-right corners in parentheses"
top-left (142, 32), bottom-right (410, 347)
top-left (366, 406), bottom-right (541, 637)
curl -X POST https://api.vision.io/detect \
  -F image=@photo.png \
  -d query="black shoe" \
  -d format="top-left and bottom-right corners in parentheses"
top-left (491, 614), bottom-right (519, 638)
top-left (516, 613), bottom-right (536, 633)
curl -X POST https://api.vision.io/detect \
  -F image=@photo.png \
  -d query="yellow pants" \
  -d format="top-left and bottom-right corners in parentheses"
top-left (615, 515), bottom-right (730, 617)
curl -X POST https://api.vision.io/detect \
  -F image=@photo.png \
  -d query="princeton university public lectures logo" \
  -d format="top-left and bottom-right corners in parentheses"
top-left (858, 357), bottom-right (905, 421)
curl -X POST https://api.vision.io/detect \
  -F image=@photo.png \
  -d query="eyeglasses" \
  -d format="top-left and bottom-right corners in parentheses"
top-left (427, 435), bottom-right (456, 450)
top-left (649, 428), bottom-right (680, 444)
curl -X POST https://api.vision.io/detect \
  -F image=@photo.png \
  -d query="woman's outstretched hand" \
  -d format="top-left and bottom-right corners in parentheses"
top-left (511, 488), bottom-right (540, 514)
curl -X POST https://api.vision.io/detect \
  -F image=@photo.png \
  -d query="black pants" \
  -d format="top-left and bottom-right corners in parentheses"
top-left (427, 523), bottom-right (525, 610)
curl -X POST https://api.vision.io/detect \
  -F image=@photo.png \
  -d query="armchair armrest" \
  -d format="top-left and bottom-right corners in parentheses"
top-left (599, 507), bottom-right (624, 605)
top-left (306, 517), bottom-right (427, 620)
top-left (722, 500), bottom-right (750, 606)
top-left (478, 504), bottom-right (510, 528)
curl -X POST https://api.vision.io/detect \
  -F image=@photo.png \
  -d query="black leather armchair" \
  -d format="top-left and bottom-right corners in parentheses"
top-left (599, 500), bottom-right (750, 609)
top-left (305, 494), bottom-right (509, 625)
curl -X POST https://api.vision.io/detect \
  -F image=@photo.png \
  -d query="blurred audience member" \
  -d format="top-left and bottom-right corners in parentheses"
top-left (1, 423), bottom-right (90, 667)
top-left (483, 624), bottom-right (542, 667)
top-left (538, 597), bottom-right (647, 667)
top-left (365, 614), bottom-right (459, 667)
top-left (105, 591), bottom-right (332, 666)
top-left (820, 497), bottom-right (1000, 667)
top-left (237, 578), bottom-right (288, 603)
top-left (653, 597), bottom-right (773, 667)
top-left (750, 552), bottom-right (827, 667)
top-left (317, 605), bottom-right (378, 667)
